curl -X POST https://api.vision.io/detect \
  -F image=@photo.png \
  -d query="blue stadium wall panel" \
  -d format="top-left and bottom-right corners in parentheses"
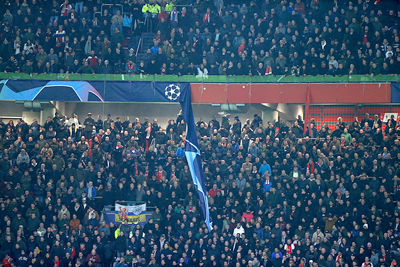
top-left (391, 82), bottom-right (400, 103)
top-left (0, 80), bottom-right (190, 103)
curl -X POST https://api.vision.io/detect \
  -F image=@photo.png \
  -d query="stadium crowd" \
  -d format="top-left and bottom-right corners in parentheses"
top-left (0, 111), bottom-right (399, 267)
top-left (0, 0), bottom-right (399, 76)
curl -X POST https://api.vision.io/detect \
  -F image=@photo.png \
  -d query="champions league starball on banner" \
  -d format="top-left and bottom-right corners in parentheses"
top-left (164, 84), bottom-right (181, 101)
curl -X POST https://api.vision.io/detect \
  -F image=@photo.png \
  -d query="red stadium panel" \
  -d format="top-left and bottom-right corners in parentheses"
top-left (391, 106), bottom-right (400, 113)
top-left (358, 106), bottom-right (390, 115)
top-left (321, 116), bottom-right (354, 123)
top-left (326, 124), bottom-right (336, 130)
top-left (311, 117), bottom-right (321, 122)
top-left (310, 106), bottom-right (322, 114)
top-left (191, 83), bottom-right (391, 103)
top-left (227, 84), bottom-right (251, 103)
top-left (323, 106), bottom-right (356, 114)
top-left (323, 116), bottom-right (341, 122)
top-left (336, 116), bottom-right (355, 122)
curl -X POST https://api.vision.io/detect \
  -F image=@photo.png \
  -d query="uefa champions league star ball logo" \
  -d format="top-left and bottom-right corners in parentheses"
top-left (165, 84), bottom-right (181, 101)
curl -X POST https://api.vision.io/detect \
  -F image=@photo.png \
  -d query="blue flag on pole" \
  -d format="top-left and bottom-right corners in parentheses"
top-left (178, 85), bottom-right (213, 232)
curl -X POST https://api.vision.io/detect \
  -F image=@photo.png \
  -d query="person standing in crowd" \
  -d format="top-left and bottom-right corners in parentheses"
top-left (2, 110), bottom-right (400, 266)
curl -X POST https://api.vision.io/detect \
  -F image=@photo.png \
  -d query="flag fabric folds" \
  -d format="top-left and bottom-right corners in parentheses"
top-left (179, 85), bottom-right (213, 232)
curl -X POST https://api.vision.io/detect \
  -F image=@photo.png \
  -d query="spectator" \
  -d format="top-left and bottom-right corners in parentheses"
top-left (233, 223), bottom-right (245, 238)
top-left (0, 0), bottom-right (397, 76)
top-left (86, 249), bottom-right (101, 266)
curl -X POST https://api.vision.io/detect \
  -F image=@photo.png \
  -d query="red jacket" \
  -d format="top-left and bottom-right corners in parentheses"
top-left (208, 188), bottom-right (220, 198)
top-left (2, 258), bottom-right (12, 267)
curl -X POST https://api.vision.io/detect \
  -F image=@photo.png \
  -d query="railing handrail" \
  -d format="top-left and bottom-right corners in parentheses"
top-left (0, 73), bottom-right (399, 83)
top-left (135, 37), bottom-right (142, 58)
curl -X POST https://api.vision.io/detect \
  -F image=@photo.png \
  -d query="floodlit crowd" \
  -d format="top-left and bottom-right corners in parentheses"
top-left (0, 111), bottom-right (400, 267)
top-left (0, 0), bottom-right (399, 76)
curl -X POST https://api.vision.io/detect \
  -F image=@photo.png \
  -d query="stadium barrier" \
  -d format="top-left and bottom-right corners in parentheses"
top-left (0, 72), bottom-right (399, 83)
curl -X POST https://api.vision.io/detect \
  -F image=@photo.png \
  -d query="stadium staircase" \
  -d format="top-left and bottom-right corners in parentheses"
top-left (135, 32), bottom-right (155, 63)
top-left (127, 35), bottom-right (141, 52)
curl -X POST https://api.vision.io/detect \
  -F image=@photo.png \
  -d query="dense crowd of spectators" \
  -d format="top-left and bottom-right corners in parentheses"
top-left (0, 110), bottom-right (400, 267)
top-left (0, 0), bottom-right (400, 76)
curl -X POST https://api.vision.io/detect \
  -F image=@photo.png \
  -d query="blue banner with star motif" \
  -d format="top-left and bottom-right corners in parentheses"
top-left (0, 79), bottom-right (191, 102)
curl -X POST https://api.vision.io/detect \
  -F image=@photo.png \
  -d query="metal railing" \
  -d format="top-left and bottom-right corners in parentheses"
top-left (101, 3), bottom-right (123, 17)
top-left (0, 73), bottom-right (399, 83)
top-left (135, 37), bottom-right (142, 59)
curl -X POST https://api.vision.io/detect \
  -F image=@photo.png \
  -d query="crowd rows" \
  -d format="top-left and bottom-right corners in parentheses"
top-left (0, 0), bottom-right (399, 76)
top-left (0, 111), bottom-right (400, 266)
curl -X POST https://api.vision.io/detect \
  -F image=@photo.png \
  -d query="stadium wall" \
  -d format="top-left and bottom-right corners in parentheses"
top-left (1, 80), bottom-right (400, 127)
top-left (191, 83), bottom-right (392, 103)
top-left (0, 80), bottom-right (396, 103)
